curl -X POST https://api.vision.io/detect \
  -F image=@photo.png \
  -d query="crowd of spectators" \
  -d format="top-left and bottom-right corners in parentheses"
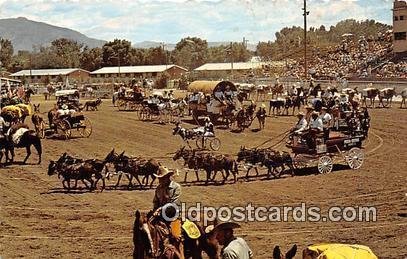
top-left (284, 31), bottom-right (406, 80)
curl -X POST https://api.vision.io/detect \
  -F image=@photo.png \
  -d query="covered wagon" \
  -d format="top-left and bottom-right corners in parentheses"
top-left (187, 80), bottom-right (240, 123)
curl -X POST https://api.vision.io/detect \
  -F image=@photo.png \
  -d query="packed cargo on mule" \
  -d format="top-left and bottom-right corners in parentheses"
top-left (187, 80), bottom-right (242, 124)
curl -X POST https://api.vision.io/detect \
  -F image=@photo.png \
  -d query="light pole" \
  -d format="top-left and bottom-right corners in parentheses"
top-left (303, 0), bottom-right (309, 79)
top-left (225, 42), bottom-right (234, 80)
top-left (161, 42), bottom-right (167, 70)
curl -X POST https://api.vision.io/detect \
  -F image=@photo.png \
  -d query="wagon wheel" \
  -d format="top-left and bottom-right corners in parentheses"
top-left (151, 109), bottom-right (160, 121)
top-left (79, 117), bottom-right (92, 138)
top-left (317, 155), bottom-right (333, 174)
top-left (209, 138), bottom-right (221, 151)
top-left (346, 147), bottom-right (364, 170)
top-left (56, 119), bottom-right (71, 140)
top-left (117, 100), bottom-right (126, 111)
top-left (138, 107), bottom-right (147, 120)
top-left (171, 108), bottom-right (180, 117)
top-left (37, 121), bottom-right (46, 139)
top-left (293, 155), bottom-right (308, 170)
top-left (195, 137), bottom-right (205, 150)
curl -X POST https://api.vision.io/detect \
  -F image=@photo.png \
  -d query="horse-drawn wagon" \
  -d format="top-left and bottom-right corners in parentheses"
top-left (55, 89), bottom-right (81, 111)
top-left (116, 89), bottom-right (145, 111)
top-left (36, 112), bottom-right (92, 140)
top-left (287, 131), bottom-right (365, 174)
top-left (187, 80), bottom-right (242, 124)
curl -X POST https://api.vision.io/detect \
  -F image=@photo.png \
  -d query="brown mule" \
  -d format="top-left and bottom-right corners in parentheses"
top-left (273, 245), bottom-right (297, 259)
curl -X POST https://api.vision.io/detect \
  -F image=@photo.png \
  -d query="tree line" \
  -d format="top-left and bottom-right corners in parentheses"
top-left (0, 19), bottom-right (391, 73)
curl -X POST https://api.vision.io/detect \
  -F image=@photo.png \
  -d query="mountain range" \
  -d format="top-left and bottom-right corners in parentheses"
top-left (0, 17), bottom-right (257, 52)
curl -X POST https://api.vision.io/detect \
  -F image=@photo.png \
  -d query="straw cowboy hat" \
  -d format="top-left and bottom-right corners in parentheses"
top-left (205, 221), bottom-right (241, 234)
top-left (154, 166), bottom-right (177, 178)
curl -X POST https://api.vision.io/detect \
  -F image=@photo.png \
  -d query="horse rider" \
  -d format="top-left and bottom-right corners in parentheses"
top-left (319, 107), bottom-right (332, 140)
top-left (207, 221), bottom-right (253, 259)
top-left (118, 84), bottom-right (126, 98)
top-left (256, 104), bottom-right (267, 130)
top-left (168, 90), bottom-right (174, 100)
top-left (152, 166), bottom-right (183, 258)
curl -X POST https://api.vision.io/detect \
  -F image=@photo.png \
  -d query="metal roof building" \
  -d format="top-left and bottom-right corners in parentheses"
top-left (91, 65), bottom-right (188, 75)
top-left (10, 68), bottom-right (91, 85)
top-left (194, 62), bottom-right (285, 71)
top-left (11, 68), bottom-right (89, 77)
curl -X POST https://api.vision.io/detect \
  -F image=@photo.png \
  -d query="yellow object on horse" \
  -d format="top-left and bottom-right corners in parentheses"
top-left (170, 219), bottom-right (182, 239)
top-left (182, 220), bottom-right (201, 239)
top-left (2, 105), bottom-right (23, 118)
top-left (304, 243), bottom-right (378, 259)
top-left (15, 103), bottom-right (32, 116)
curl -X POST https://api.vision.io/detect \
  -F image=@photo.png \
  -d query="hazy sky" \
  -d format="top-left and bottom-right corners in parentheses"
top-left (0, 0), bottom-right (393, 43)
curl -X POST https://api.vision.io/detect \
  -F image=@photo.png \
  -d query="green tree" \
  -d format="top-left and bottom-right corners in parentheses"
top-left (172, 37), bottom-right (208, 69)
top-left (50, 38), bottom-right (83, 67)
top-left (0, 38), bottom-right (14, 69)
top-left (145, 47), bottom-right (166, 65)
top-left (80, 47), bottom-right (102, 71)
top-left (102, 39), bottom-right (132, 66)
top-left (256, 41), bottom-right (274, 61)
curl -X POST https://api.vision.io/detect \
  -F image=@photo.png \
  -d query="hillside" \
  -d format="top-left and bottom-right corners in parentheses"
top-left (0, 17), bottom-right (105, 52)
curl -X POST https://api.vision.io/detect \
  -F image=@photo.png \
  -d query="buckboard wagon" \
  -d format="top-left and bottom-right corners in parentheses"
top-left (287, 131), bottom-right (365, 174)
top-left (36, 113), bottom-right (92, 140)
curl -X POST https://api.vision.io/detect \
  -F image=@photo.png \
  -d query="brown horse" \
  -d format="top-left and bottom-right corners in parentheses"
top-left (0, 124), bottom-right (42, 165)
top-left (273, 245), bottom-right (297, 259)
top-left (133, 210), bottom-right (219, 259)
top-left (378, 87), bottom-right (396, 108)
top-left (361, 87), bottom-right (379, 108)
top-left (31, 104), bottom-right (45, 138)
top-left (271, 83), bottom-right (284, 99)
top-left (256, 85), bottom-right (271, 101)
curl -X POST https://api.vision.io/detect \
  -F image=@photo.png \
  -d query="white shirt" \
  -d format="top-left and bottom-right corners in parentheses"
top-left (295, 118), bottom-right (308, 133)
top-left (222, 237), bottom-right (253, 259)
top-left (319, 113), bottom-right (332, 128)
top-left (310, 117), bottom-right (323, 131)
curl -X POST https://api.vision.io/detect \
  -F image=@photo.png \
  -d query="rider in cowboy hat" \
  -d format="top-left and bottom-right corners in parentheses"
top-left (152, 166), bottom-right (184, 258)
top-left (206, 221), bottom-right (253, 259)
top-left (153, 166), bottom-right (181, 215)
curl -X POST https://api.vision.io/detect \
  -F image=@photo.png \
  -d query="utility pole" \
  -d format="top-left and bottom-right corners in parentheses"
top-left (243, 37), bottom-right (249, 48)
top-left (303, 0), bottom-right (309, 79)
top-left (230, 42), bottom-right (234, 80)
top-left (162, 42), bottom-right (167, 70)
top-left (29, 54), bottom-right (32, 85)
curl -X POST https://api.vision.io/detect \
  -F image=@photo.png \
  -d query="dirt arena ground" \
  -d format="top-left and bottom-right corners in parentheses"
top-left (0, 95), bottom-right (406, 259)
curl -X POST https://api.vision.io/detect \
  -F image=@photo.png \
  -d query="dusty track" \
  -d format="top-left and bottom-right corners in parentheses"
top-left (0, 96), bottom-right (406, 258)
